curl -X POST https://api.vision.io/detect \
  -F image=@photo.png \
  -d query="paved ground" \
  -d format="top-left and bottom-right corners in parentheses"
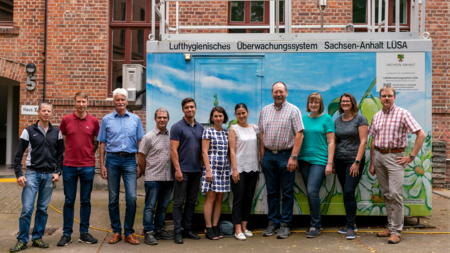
top-left (0, 183), bottom-right (448, 253)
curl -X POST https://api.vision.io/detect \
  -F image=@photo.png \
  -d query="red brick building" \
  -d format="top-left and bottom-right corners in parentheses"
top-left (0, 1), bottom-right (448, 187)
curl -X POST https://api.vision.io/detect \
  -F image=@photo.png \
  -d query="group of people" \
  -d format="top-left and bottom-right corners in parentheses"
top-left (10, 81), bottom-right (425, 252)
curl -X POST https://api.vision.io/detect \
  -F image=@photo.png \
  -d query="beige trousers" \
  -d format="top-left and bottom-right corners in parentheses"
top-left (373, 149), bottom-right (405, 235)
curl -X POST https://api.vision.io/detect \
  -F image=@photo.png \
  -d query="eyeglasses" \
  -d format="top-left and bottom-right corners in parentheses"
top-left (381, 95), bottom-right (395, 98)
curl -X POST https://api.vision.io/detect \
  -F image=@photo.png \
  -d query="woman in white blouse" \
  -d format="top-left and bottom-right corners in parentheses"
top-left (229, 103), bottom-right (260, 241)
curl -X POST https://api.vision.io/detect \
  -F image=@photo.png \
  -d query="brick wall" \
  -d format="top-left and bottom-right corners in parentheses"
top-left (168, 1), bottom-right (228, 33)
top-left (292, 0), bottom-right (352, 33)
top-left (427, 0), bottom-right (450, 188)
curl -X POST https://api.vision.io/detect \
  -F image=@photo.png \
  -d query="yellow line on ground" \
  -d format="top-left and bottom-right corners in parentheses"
top-left (0, 178), bottom-right (16, 183)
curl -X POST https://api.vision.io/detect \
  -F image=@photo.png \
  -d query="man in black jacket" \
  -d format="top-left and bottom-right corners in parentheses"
top-left (10, 101), bottom-right (64, 252)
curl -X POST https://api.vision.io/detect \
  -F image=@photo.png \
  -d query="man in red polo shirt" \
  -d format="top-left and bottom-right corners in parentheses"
top-left (57, 92), bottom-right (100, 247)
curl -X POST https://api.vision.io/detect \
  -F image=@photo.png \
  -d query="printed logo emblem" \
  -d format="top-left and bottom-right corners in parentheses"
top-left (397, 54), bottom-right (404, 62)
top-left (86, 126), bottom-right (90, 129)
top-left (33, 134), bottom-right (38, 136)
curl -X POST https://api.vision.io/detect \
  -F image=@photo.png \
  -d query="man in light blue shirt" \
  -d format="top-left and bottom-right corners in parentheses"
top-left (98, 88), bottom-right (145, 245)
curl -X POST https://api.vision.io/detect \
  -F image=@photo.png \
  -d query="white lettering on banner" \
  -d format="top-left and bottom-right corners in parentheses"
top-left (21, 105), bottom-right (39, 115)
top-left (376, 53), bottom-right (425, 92)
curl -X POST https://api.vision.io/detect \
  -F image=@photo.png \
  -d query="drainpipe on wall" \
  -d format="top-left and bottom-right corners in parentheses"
top-left (43, 0), bottom-right (48, 101)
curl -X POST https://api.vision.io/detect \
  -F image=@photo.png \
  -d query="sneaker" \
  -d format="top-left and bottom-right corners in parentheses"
top-left (57, 235), bottom-right (72, 246)
top-left (244, 230), bottom-right (253, 237)
top-left (338, 225), bottom-right (358, 234)
top-left (32, 238), bottom-right (49, 248)
top-left (276, 223), bottom-right (290, 239)
top-left (306, 227), bottom-right (321, 238)
top-left (235, 233), bottom-right (246, 241)
top-left (154, 229), bottom-right (174, 240)
top-left (10, 241), bottom-right (27, 252)
top-left (346, 229), bottom-right (355, 240)
top-left (262, 222), bottom-right (278, 237)
top-left (144, 231), bottom-right (158, 245)
top-left (79, 233), bottom-right (98, 244)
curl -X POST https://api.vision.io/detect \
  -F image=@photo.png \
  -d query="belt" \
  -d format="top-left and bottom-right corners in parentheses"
top-left (265, 148), bottom-right (292, 155)
top-left (109, 152), bottom-right (136, 157)
top-left (375, 147), bottom-right (404, 154)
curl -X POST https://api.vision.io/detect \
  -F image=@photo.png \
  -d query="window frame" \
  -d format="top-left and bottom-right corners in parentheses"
top-left (0, 0), bottom-right (14, 26)
top-left (227, 1), bottom-right (284, 33)
top-left (353, 0), bottom-right (411, 32)
top-left (108, 0), bottom-right (159, 97)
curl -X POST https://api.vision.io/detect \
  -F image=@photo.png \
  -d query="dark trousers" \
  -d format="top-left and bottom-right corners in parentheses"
top-left (62, 166), bottom-right (95, 236)
top-left (299, 160), bottom-right (326, 228)
top-left (231, 171), bottom-right (259, 225)
top-left (172, 171), bottom-right (202, 234)
top-left (334, 158), bottom-right (365, 230)
top-left (261, 151), bottom-right (295, 227)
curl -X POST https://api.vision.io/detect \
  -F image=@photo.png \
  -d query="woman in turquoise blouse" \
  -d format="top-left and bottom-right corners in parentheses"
top-left (298, 92), bottom-right (335, 238)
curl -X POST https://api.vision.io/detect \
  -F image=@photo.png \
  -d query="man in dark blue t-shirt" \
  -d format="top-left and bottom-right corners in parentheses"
top-left (170, 97), bottom-right (204, 244)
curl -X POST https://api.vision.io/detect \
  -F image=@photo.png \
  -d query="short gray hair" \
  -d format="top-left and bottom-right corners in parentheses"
top-left (113, 88), bottom-right (128, 100)
top-left (154, 108), bottom-right (169, 118)
top-left (38, 101), bottom-right (53, 111)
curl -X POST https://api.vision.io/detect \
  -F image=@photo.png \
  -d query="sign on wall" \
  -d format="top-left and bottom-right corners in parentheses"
top-left (21, 105), bottom-right (38, 115)
top-left (376, 52), bottom-right (425, 92)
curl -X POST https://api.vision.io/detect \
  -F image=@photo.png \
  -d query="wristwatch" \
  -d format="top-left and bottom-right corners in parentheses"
top-left (291, 155), bottom-right (298, 160)
top-left (409, 154), bottom-right (415, 160)
top-left (355, 160), bottom-right (360, 164)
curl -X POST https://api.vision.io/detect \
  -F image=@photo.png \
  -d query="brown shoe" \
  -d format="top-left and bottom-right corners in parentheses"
top-left (377, 228), bottom-right (390, 237)
top-left (124, 234), bottom-right (140, 245)
top-left (108, 233), bottom-right (122, 244)
top-left (388, 234), bottom-right (401, 244)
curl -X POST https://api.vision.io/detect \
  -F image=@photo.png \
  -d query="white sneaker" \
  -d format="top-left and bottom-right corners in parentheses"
top-left (235, 233), bottom-right (246, 241)
top-left (244, 230), bottom-right (253, 237)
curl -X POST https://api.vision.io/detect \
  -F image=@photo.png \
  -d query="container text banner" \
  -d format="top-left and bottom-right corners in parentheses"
top-left (148, 40), bottom-right (432, 53)
top-left (376, 52), bottom-right (425, 92)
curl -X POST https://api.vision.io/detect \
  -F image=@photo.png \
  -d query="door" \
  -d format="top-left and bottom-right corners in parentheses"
top-left (193, 56), bottom-right (267, 213)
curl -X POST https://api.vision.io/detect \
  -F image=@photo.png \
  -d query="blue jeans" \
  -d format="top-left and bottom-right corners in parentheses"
top-left (261, 150), bottom-right (295, 227)
top-left (106, 153), bottom-right (137, 236)
top-left (17, 170), bottom-right (54, 243)
top-left (62, 166), bottom-right (95, 236)
top-left (335, 158), bottom-right (365, 230)
top-left (299, 160), bottom-right (326, 229)
top-left (143, 181), bottom-right (174, 233)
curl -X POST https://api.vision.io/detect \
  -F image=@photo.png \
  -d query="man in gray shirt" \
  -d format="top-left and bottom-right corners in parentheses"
top-left (138, 108), bottom-right (174, 246)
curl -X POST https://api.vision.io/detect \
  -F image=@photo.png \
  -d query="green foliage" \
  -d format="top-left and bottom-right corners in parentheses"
top-left (327, 97), bottom-right (341, 116)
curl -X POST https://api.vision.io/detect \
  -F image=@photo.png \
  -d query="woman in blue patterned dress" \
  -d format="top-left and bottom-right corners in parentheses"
top-left (201, 106), bottom-right (230, 240)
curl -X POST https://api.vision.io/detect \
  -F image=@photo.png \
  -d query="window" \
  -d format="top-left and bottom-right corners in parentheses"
top-left (228, 1), bottom-right (284, 33)
top-left (0, 0), bottom-right (13, 25)
top-left (109, 0), bottom-right (159, 95)
top-left (353, 0), bottom-right (410, 32)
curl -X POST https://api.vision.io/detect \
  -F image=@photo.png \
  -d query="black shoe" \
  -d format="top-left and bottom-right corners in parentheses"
top-left (10, 241), bottom-right (27, 252)
top-left (174, 233), bottom-right (184, 244)
top-left (263, 222), bottom-right (278, 237)
top-left (182, 230), bottom-right (201, 240)
top-left (32, 238), bottom-right (49, 248)
top-left (154, 229), bottom-right (174, 240)
top-left (79, 233), bottom-right (98, 244)
top-left (57, 235), bottom-right (72, 246)
top-left (276, 223), bottom-right (290, 239)
top-left (306, 227), bottom-right (321, 238)
top-left (144, 231), bottom-right (158, 245)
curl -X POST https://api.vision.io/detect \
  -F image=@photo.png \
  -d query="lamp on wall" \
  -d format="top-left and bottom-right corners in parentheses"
top-left (317, 0), bottom-right (328, 33)
top-left (26, 63), bottom-right (37, 91)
